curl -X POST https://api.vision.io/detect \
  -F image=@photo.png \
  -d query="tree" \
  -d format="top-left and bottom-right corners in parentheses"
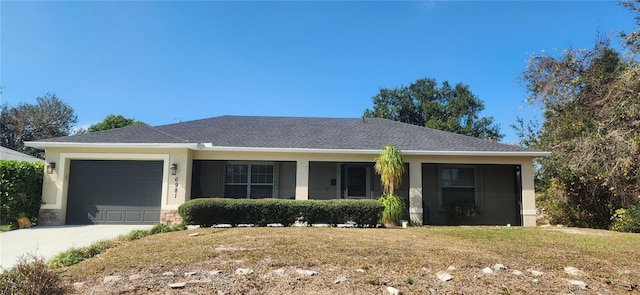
top-left (375, 144), bottom-right (406, 226)
top-left (1, 93), bottom-right (77, 158)
top-left (363, 77), bottom-right (503, 141)
top-left (517, 34), bottom-right (640, 228)
top-left (88, 114), bottom-right (144, 132)
top-left (375, 144), bottom-right (404, 196)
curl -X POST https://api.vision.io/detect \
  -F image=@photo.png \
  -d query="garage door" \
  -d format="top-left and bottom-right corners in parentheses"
top-left (66, 160), bottom-right (163, 224)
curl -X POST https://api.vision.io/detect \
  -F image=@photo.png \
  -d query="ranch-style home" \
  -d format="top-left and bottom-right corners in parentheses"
top-left (25, 116), bottom-right (549, 226)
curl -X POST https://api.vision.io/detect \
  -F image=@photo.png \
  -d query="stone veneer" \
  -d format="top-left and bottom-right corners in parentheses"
top-left (161, 209), bottom-right (183, 225)
top-left (38, 208), bottom-right (62, 225)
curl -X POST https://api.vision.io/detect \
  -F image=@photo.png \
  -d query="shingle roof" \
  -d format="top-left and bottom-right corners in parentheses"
top-left (30, 115), bottom-right (539, 153)
top-left (0, 146), bottom-right (44, 163)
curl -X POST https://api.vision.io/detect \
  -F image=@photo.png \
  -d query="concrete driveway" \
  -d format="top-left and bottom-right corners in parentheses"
top-left (0, 224), bottom-right (153, 271)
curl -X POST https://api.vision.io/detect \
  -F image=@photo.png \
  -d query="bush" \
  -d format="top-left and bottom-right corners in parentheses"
top-left (48, 248), bottom-right (86, 268)
top-left (341, 199), bottom-right (385, 228)
top-left (149, 223), bottom-right (186, 234)
top-left (126, 229), bottom-right (151, 241)
top-left (610, 205), bottom-right (640, 233)
top-left (0, 254), bottom-right (67, 294)
top-left (179, 198), bottom-right (384, 228)
top-left (0, 160), bottom-right (44, 225)
top-left (379, 194), bottom-right (405, 227)
top-left (298, 200), bottom-right (334, 226)
top-left (446, 200), bottom-right (478, 225)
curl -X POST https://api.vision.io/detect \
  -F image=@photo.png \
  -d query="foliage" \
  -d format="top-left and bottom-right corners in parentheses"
top-left (125, 229), bottom-right (152, 241)
top-left (610, 204), bottom-right (640, 233)
top-left (379, 194), bottom-right (405, 226)
top-left (0, 93), bottom-right (77, 158)
top-left (88, 114), bottom-right (144, 132)
top-left (49, 240), bottom-right (116, 268)
top-left (0, 160), bottom-right (44, 225)
top-left (517, 31), bottom-right (640, 228)
top-left (0, 254), bottom-right (67, 294)
top-left (446, 200), bottom-right (478, 225)
top-left (48, 248), bottom-right (87, 268)
top-left (374, 144), bottom-right (404, 197)
top-left (363, 77), bottom-right (503, 141)
top-left (178, 198), bottom-right (384, 228)
top-left (149, 222), bottom-right (186, 234)
top-left (621, 0), bottom-right (640, 55)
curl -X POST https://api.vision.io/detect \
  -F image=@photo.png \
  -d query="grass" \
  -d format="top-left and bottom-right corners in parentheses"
top-left (57, 226), bottom-right (640, 294)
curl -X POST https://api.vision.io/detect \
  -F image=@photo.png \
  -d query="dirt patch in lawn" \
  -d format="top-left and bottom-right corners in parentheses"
top-left (57, 226), bottom-right (640, 294)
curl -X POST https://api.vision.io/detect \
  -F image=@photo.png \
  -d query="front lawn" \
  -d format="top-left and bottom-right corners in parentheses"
top-left (57, 226), bottom-right (640, 294)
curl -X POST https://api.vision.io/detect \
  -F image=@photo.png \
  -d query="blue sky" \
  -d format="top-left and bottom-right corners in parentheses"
top-left (0, 1), bottom-right (635, 144)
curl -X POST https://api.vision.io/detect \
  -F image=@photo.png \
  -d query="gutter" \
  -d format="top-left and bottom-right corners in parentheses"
top-left (24, 142), bottom-right (551, 157)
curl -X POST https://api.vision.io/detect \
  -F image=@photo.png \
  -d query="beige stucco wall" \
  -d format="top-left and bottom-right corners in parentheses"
top-left (39, 147), bottom-right (538, 226)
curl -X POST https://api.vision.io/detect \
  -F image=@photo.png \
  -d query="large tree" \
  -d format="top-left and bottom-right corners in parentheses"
top-left (1, 93), bottom-right (77, 158)
top-left (518, 31), bottom-right (640, 228)
top-left (88, 114), bottom-right (144, 132)
top-left (363, 77), bottom-right (503, 141)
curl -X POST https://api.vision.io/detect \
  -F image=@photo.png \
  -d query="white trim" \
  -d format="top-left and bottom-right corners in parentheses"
top-left (25, 141), bottom-right (550, 157)
top-left (25, 142), bottom-right (199, 149)
top-left (199, 145), bottom-right (551, 157)
top-left (224, 162), bottom-right (276, 199)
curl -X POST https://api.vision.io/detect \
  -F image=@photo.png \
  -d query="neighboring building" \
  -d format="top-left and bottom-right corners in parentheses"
top-left (0, 146), bottom-right (44, 163)
top-left (25, 116), bottom-right (549, 226)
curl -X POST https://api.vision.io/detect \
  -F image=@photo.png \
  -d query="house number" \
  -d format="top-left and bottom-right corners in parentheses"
top-left (174, 177), bottom-right (179, 198)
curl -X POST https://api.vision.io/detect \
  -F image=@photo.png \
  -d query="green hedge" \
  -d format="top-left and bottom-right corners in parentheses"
top-left (0, 160), bottom-right (44, 224)
top-left (178, 198), bottom-right (384, 228)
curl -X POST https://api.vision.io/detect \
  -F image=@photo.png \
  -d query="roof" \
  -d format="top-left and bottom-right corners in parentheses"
top-left (0, 146), bottom-right (44, 163)
top-left (25, 116), bottom-right (549, 156)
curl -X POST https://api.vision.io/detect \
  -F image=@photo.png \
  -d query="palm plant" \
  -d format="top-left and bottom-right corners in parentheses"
top-left (375, 144), bottom-right (406, 226)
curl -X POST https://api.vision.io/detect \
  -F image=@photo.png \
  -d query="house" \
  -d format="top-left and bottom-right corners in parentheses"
top-left (0, 146), bottom-right (44, 163)
top-left (25, 116), bottom-right (549, 226)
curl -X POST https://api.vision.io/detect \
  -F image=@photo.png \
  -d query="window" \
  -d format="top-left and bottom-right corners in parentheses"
top-left (225, 163), bottom-right (274, 198)
top-left (440, 166), bottom-right (478, 210)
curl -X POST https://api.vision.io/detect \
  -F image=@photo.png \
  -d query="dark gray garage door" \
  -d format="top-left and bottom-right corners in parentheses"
top-left (66, 160), bottom-right (163, 224)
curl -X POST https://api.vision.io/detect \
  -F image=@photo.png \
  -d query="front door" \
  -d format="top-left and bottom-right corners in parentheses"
top-left (343, 165), bottom-right (370, 198)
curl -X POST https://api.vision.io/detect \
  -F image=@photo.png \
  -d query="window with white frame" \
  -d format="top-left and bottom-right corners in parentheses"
top-left (439, 166), bottom-right (478, 210)
top-left (225, 163), bottom-right (274, 198)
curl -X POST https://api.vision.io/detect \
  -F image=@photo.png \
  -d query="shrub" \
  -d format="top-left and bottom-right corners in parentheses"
top-left (179, 198), bottom-right (384, 228)
top-left (48, 248), bottom-right (87, 268)
top-left (379, 194), bottom-right (405, 227)
top-left (85, 240), bottom-right (114, 257)
top-left (0, 160), bottom-right (44, 225)
top-left (446, 200), bottom-right (478, 225)
top-left (149, 223), bottom-right (186, 234)
top-left (298, 200), bottom-right (333, 226)
top-left (342, 199), bottom-right (384, 228)
top-left (126, 229), bottom-right (151, 241)
top-left (1, 254), bottom-right (67, 294)
top-left (610, 205), bottom-right (640, 233)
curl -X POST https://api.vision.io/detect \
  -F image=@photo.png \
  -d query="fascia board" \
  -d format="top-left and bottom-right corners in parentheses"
top-left (197, 145), bottom-right (551, 157)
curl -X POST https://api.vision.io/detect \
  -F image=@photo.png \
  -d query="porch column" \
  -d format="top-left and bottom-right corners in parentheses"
top-left (408, 161), bottom-right (423, 225)
top-left (295, 159), bottom-right (309, 200)
top-left (520, 160), bottom-right (536, 226)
